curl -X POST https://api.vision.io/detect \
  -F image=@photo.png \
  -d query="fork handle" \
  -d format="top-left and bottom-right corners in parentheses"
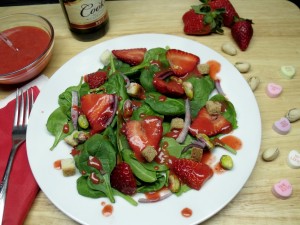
top-left (0, 144), bottom-right (22, 223)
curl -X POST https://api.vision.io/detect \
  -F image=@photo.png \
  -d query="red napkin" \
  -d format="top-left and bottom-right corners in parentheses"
top-left (0, 86), bottom-right (40, 225)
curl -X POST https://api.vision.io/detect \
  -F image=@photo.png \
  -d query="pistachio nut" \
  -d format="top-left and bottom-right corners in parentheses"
top-left (235, 62), bottom-right (251, 73)
top-left (221, 43), bottom-right (237, 56)
top-left (262, 147), bottom-right (279, 162)
top-left (247, 76), bottom-right (260, 91)
top-left (285, 108), bottom-right (300, 122)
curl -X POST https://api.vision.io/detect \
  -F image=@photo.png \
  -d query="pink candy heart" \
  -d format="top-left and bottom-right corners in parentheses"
top-left (287, 150), bottom-right (300, 169)
top-left (272, 179), bottom-right (293, 199)
top-left (272, 117), bottom-right (291, 135)
top-left (266, 83), bottom-right (282, 98)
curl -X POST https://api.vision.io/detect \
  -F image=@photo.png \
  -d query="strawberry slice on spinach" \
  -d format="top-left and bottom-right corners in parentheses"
top-left (125, 115), bottom-right (163, 162)
top-left (189, 94), bottom-right (237, 137)
top-left (170, 158), bottom-right (213, 190)
top-left (80, 93), bottom-right (117, 134)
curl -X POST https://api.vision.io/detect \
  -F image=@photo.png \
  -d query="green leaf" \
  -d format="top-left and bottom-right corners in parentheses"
top-left (188, 76), bottom-right (215, 118)
top-left (46, 107), bottom-right (72, 150)
top-left (145, 92), bottom-right (185, 116)
top-left (122, 149), bottom-right (157, 183)
top-left (76, 176), bottom-right (106, 198)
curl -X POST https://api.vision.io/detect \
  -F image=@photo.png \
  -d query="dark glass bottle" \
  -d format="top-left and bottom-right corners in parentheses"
top-left (59, 0), bottom-right (109, 42)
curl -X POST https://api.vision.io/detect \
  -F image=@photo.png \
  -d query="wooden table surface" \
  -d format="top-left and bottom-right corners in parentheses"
top-left (1, 0), bottom-right (300, 224)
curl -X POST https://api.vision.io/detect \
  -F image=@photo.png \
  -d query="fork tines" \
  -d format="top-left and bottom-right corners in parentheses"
top-left (14, 88), bottom-right (34, 127)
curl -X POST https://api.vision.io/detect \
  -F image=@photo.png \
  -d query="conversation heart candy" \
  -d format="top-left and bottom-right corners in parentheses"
top-left (280, 65), bottom-right (296, 79)
top-left (266, 83), bottom-right (282, 98)
top-left (272, 117), bottom-right (291, 135)
top-left (287, 150), bottom-right (300, 169)
top-left (272, 179), bottom-right (292, 199)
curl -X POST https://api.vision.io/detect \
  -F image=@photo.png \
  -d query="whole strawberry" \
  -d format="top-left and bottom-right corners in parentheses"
top-left (182, 4), bottom-right (224, 35)
top-left (231, 17), bottom-right (253, 51)
top-left (110, 162), bottom-right (137, 195)
top-left (206, 0), bottom-right (239, 27)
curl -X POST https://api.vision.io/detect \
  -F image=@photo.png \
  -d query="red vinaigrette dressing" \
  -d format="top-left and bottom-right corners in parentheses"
top-left (0, 26), bottom-right (50, 74)
top-left (101, 202), bottom-right (113, 217)
top-left (181, 207), bottom-right (193, 218)
top-left (215, 135), bottom-right (242, 174)
top-left (206, 60), bottom-right (221, 80)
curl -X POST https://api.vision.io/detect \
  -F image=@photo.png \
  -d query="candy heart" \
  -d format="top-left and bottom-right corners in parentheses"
top-left (272, 117), bottom-right (291, 135)
top-left (287, 150), bottom-right (300, 169)
top-left (272, 179), bottom-right (293, 199)
top-left (266, 83), bottom-right (282, 98)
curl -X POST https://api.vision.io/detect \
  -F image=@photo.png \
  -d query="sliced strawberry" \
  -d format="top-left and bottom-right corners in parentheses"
top-left (166, 49), bottom-right (199, 76)
top-left (81, 94), bottom-right (116, 134)
top-left (112, 48), bottom-right (147, 66)
top-left (110, 162), bottom-right (137, 195)
top-left (189, 107), bottom-right (232, 137)
top-left (84, 71), bottom-right (107, 89)
top-left (125, 116), bottom-right (163, 162)
top-left (170, 158), bottom-right (213, 190)
top-left (152, 70), bottom-right (185, 97)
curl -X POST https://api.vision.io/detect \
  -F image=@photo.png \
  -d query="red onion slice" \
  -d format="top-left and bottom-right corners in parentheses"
top-left (71, 91), bottom-right (79, 130)
top-left (215, 79), bottom-right (226, 96)
top-left (104, 94), bottom-right (118, 127)
top-left (176, 99), bottom-right (191, 143)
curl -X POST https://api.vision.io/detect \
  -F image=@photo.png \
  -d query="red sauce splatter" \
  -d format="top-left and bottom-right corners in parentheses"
top-left (164, 129), bottom-right (181, 139)
top-left (70, 149), bottom-right (81, 156)
top-left (214, 162), bottom-right (226, 174)
top-left (181, 207), bottom-right (193, 217)
top-left (201, 151), bottom-right (216, 166)
top-left (145, 191), bottom-right (161, 201)
top-left (88, 156), bottom-right (103, 171)
top-left (100, 201), bottom-right (106, 206)
top-left (102, 204), bottom-right (113, 217)
top-left (206, 60), bottom-right (221, 80)
top-left (0, 26), bottom-right (50, 74)
top-left (220, 135), bottom-right (242, 150)
top-left (159, 95), bottom-right (167, 102)
top-left (63, 124), bottom-right (69, 133)
top-left (53, 160), bottom-right (61, 170)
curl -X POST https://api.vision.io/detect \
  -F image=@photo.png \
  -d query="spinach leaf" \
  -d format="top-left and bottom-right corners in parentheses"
top-left (122, 149), bottom-right (157, 183)
top-left (112, 189), bottom-right (138, 206)
top-left (188, 76), bottom-right (215, 118)
top-left (46, 107), bottom-right (72, 150)
top-left (145, 92), bottom-right (185, 116)
top-left (87, 172), bottom-right (115, 203)
top-left (131, 103), bottom-right (162, 121)
top-left (210, 94), bottom-right (238, 129)
top-left (103, 72), bottom-right (128, 110)
top-left (77, 176), bottom-right (106, 198)
top-left (137, 174), bottom-right (166, 193)
top-left (140, 65), bottom-right (159, 92)
top-left (84, 134), bottom-right (117, 174)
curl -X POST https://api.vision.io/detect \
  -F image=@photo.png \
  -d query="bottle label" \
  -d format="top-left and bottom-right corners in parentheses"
top-left (63, 0), bottom-right (108, 29)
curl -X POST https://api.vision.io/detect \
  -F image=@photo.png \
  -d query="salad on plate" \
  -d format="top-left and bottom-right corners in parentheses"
top-left (46, 46), bottom-right (238, 206)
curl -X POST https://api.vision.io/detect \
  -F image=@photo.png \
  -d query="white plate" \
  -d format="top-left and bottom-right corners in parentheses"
top-left (27, 33), bottom-right (261, 225)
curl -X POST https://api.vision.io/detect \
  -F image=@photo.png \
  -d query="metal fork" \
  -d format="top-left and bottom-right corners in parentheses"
top-left (0, 88), bottom-right (34, 223)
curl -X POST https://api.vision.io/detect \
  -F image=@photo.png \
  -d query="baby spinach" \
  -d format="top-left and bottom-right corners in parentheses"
top-left (137, 174), bottom-right (166, 193)
top-left (188, 76), bottom-right (215, 118)
top-left (122, 149), bottom-right (157, 183)
top-left (145, 92), bottom-right (185, 116)
top-left (77, 176), bottom-right (106, 198)
top-left (210, 94), bottom-right (238, 129)
top-left (46, 107), bottom-right (73, 150)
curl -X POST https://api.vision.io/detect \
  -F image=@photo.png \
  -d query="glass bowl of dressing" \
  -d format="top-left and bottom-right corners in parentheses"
top-left (0, 13), bottom-right (54, 84)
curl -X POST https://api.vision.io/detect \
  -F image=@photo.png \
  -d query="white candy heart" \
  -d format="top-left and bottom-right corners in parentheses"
top-left (287, 150), bottom-right (300, 169)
